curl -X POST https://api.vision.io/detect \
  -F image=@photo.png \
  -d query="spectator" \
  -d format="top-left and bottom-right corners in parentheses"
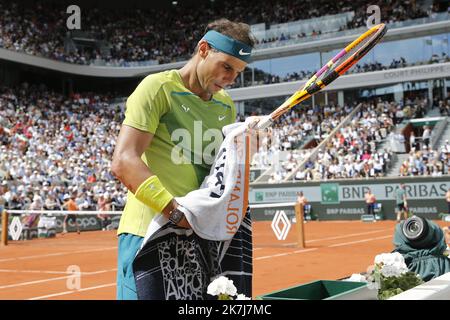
top-left (44, 193), bottom-right (61, 210)
top-left (422, 125), bottom-right (431, 149)
top-left (296, 191), bottom-right (308, 222)
top-left (395, 183), bottom-right (408, 222)
top-left (364, 188), bottom-right (377, 220)
top-left (443, 226), bottom-right (450, 252)
top-left (61, 193), bottom-right (80, 234)
top-left (97, 193), bottom-right (112, 230)
top-left (409, 131), bottom-right (417, 151)
top-left (0, 83), bottom-right (128, 211)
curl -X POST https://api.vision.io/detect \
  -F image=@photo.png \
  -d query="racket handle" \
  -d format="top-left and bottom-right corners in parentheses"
top-left (255, 115), bottom-right (274, 130)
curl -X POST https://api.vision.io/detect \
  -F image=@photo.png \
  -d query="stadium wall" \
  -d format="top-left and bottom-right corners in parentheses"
top-left (249, 176), bottom-right (450, 221)
top-left (229, 62), bottom-right (450, 102)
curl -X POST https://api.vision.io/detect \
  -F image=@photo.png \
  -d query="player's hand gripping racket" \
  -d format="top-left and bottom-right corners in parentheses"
top-left (253, 23), bottom-right (387, 130)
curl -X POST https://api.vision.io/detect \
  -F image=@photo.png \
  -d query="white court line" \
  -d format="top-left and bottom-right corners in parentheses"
top-left (255, 227), bottom-right (393, 248)
top-left (255, 248), bottom-right (317, 260)
top-left (28, 283), bottom-right (116, 300)
top-left (328, 235), bottom-right (392, 248)
top-left (0, 246), bottom-right (117, 263)
top-left (0, 269), bottom-right (83, 275)
top-left (305, 228), bottom-right (392, 243)
top-left (0, 268), bottom-right (117, 276)
top-left (0, 268), bottom-right (117, 290)
top-left (254, 234), bottom-right (393, 261)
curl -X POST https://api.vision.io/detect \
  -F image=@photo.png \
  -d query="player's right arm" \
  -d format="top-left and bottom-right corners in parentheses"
top-left (111, 125), bottom-right (154, 194)
top-left (111, 125), bottom-right (177, 218)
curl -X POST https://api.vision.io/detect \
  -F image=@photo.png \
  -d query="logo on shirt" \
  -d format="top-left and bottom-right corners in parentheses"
top-left (238, 49), bottom-right (251, 56)
top-left (218, 115), bottom-right (227, 121)
top-left (180, 104), bottom-right (190, 112)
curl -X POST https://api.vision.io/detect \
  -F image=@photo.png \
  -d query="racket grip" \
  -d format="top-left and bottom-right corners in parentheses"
top-left (255, 115), bottom-right (274, 130)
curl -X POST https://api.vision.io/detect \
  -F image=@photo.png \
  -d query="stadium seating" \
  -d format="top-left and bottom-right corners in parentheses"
top-left (0, 83), bottom-right (127, 212)
top-left (250, 97), bottom-right (442, 182)
top-left (0, 1), bottom-right (445, 66)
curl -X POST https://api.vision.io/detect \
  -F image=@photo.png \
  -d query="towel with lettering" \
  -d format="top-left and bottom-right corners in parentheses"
top-left (133, 121), bottom-right (252, 300)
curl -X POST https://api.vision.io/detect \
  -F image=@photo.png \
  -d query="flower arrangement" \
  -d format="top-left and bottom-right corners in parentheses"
top-left (349, 252), bottom-right (424, 300)
top-left (207, 276), bottom-right (251, 300)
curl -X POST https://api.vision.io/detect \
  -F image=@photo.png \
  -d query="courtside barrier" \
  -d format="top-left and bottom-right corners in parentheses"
top-left (0, 202), bottom-right (306, 247)
top-left (0, 210), bottom-right (123, 245)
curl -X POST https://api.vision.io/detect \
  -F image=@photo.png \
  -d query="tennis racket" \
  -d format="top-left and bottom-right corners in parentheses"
top-left (255, 23), bottom-right (387, 129)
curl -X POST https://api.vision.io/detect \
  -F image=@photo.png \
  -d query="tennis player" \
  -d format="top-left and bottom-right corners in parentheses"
top-left (111, 18), bottom-right (256, 300)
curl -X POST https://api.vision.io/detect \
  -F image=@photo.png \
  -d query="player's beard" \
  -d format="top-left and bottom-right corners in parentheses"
top-left (195, 64), bottom-right (214, 99)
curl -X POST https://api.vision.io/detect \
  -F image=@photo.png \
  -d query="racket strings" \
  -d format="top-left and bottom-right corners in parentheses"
top-left (317, 33), bottom-right (374, 83)
top-left (266, 24), bottom-right (387, 123)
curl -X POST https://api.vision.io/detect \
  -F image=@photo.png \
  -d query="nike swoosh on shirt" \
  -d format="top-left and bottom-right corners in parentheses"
top-left (239, 49), bottom-right (251, 56)
top-left (181, 104), bottom-right (190, 112)
top-left (218, 115), bottom-right (226, 121)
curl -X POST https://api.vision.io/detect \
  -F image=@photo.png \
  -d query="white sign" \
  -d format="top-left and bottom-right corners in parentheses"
top-left (271, 210), bottom-right (291, 241)
top-left (8, 217), bottom-right (23, 241)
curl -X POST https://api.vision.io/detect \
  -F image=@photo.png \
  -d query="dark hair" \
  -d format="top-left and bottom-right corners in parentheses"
top-left (194, 18), bottom-right (256, 54)
top-left (205, 18), bottom-right (256, 48)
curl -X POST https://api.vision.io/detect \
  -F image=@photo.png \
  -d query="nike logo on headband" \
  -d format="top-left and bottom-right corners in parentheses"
top-left (239, 49), bottom-right (251, 56)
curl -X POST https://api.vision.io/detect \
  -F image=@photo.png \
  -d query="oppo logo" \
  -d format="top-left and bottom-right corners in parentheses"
top-left (68, 217), bottom-right (98, 228)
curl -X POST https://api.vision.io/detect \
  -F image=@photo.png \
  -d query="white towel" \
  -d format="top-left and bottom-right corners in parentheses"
top-left (142, 120), bottom-right (251, 244)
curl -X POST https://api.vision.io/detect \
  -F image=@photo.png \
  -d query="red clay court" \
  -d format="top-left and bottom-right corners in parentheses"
top-left (1, 220), bottom-right (448, 300)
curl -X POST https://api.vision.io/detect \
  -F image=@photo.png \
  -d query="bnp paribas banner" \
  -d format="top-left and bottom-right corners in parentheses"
top-left (249, 177), bottom-right (450, 221)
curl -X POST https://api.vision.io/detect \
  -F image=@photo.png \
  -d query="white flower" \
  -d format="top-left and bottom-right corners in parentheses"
top-left (380, 265), bottom-right (401, 277)
top-left (235, 294), bottom-right (251, 300)
top-left (374, 252), bottom-right (408, 277)
top-left (375, 253), bottom-right (393, 265)
top-left (391, 252), bottom-right (406, 265)
top-left (375, 252), bottom-right (405, 265)
top-left (207, 276), bottom-right (237, 296)
top-left (344, 273), bottom-right (367, 283)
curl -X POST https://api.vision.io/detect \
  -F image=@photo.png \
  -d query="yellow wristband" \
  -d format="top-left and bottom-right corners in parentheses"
top-left (134, 175), bottom-right (173, 213)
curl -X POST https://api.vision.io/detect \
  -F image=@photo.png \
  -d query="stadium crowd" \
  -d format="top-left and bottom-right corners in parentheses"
top-left (399, 97), bottom-right (450, 177)
top-left (293, 115), bottom-right (394, 181)
top-left (249, 104), bottom-right (351, 181)
top-left (399, 144), bottom-right (450, 177)
top-left (293, 101), bottom-right (395, 181)
top-left (0, 83), bottom-right (127, 212)
top-left (0, 77), bottom-right (441, 206)
top-left (0, 0), bottom-right (445, 66)
top-left (250, 97), bottom-right (435, 182)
